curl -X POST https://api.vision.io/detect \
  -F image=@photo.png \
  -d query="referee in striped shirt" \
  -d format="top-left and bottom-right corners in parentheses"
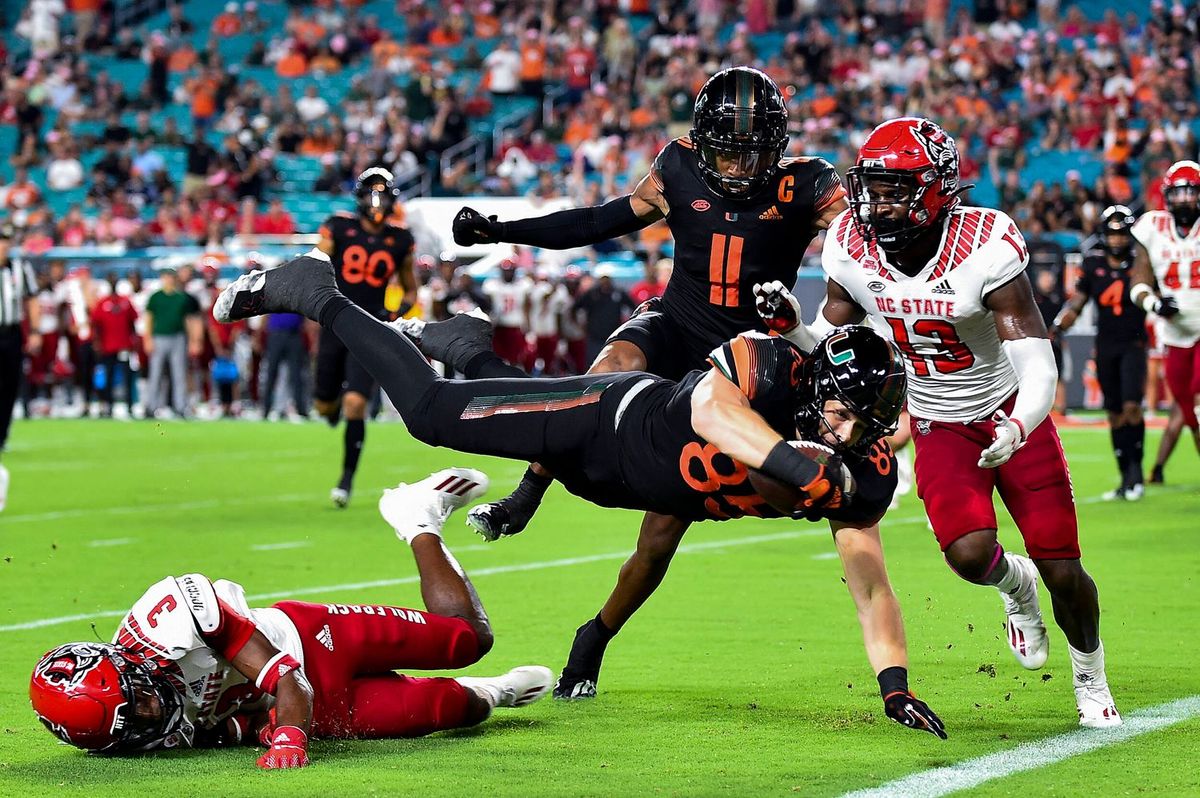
top-left (0, 229), bottom-right (42, 511)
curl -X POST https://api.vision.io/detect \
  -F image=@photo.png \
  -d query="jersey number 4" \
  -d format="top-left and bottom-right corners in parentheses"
top-left (884, 317), bottom-right (976, 376)
top-left (342, 245), bottom-right (395, 288)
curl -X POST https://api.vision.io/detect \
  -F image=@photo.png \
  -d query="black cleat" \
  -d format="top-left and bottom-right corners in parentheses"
top-left (214, 253), bottom-right (340, 323)
top-left (553, 618), bottom-right (612, 700)
top-left (466, 491), bottom-right (538, 542)
top-left (408, 310), bottom-right (495, 371)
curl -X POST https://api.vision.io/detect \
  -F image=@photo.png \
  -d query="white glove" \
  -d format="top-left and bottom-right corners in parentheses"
top-left (978, 411), bottom-right (1025, 468)
top-left (754, 281), bottom-right (802, 334)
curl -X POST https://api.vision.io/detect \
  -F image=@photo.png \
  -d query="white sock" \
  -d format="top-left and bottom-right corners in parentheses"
top-left (455, 676), bottom-right (503, 708)
top-left (1068, 641), bottom-right (1107, 687)
top-left (396, 525), bottom-right (442, 544)
top-left (993, 552), bottom-right (1027, 595)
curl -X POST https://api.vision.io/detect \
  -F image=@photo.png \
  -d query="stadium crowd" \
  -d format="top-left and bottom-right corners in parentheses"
top-left (0, 0), bottom-right (1197, 419)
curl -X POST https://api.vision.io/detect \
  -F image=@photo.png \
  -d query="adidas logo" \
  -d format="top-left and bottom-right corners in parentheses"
top-left (931, 281), bottom-right (955, 295)
top-left (758, 205), bottom-right (783, 220)
top-left (316, 624), bottom-right (334, 651)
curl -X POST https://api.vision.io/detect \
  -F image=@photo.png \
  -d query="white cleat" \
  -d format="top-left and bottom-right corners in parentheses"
top-left (1076, 682), bottom-right (1122, 728)
top-left (1101, 486), bottom-right (1126, 501)
top-left (1001, 554), bottom-right (1050, 670)
top-left (331, 487), bottom-right (350, 508)
top-left (1123, 484), bottom-right (1144, 502)
top-left (379, 467), bottom-right (489, 542)
top-left (457, 666), bottom-right (554, 708)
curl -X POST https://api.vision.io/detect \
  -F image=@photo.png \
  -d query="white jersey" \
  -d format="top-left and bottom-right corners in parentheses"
top-left (528, 282), bottom-right (569, 337)
top-left (483, 277), bottom-right (530, 329)
top-left (1130, 210), bottom-right (1200, 347)
top-left (822, 206), bottom-right (1029, 422)
top-left (112, 574), bottom-right (302, 749)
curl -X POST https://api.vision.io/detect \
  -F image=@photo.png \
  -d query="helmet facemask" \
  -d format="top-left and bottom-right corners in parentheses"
top-left (1165, 183), bottom-right (1200, 230)
top-left (357, 180), bottom-right (396, 226)
top-left (690, 67), bottom-right (789, 200)
top-left (847, 168), bottom-right (938, 254)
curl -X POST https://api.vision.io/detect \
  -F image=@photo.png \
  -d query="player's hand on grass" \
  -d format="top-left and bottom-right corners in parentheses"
top-left (883, 691), bottom-right (947, 739)
top-left (1155, 295), bottom-right (1180, 318)
top-left (257, 725), bottom-right (309, 769)
top-left (452, 206), bottom-right (505, 246)
top-left (978, 410), bottom-right (1024, 468)
top-left (754, 281), bottom-right (802, 333)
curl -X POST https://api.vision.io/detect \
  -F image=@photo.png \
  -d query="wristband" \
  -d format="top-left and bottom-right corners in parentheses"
top-left (255, 652), bottom-right (301, 695)
top-left (758, 440), bottom-right (824, 491)
top-left (1010, 417), bottom-right (1027, 442)
top-left (877, 665), bottom-right (909, 699)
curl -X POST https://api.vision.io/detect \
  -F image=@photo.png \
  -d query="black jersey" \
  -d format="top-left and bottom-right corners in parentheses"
top-left (320, 212), bottom-right (414, 319)
top-left (653, 138), bottom-right (845, 367)
top-left (566, 333), bottom-right (896, 525)
top-left (1076, 251), bottom-right (1147, 345)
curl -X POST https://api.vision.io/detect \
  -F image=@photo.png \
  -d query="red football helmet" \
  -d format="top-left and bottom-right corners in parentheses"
top-left (1162, 160), bottom-right (1200, 229)
top-left (30, 642), bottom-right (184, 753)
top-left (847, 117), bottom-right (965, 252)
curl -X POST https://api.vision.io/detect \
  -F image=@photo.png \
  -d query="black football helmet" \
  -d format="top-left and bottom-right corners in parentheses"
top-left (1098, 204), bottom-right (1135, 260)
top-left (355, 167), bottom-right (400, 225)
top-left (796, 326), bottom-right (907, 455)
top-left (690, 66), bottom-right (789, 200)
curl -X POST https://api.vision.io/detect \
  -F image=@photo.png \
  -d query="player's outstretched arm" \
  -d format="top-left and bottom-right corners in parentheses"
top-left (832, 520), bottom-right (947, 739)
top-left (452, 172), bottom-right (664, 248)
top-left (228, 630), bottom-right (314, 769)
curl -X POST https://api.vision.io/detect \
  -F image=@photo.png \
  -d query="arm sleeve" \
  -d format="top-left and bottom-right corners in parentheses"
top-left (811, 159), bottom-right (847, 213)
top-left (1003, 336), bottom-right (1057, 437)
top-left (499, 196), bottom-right (648, 248)
top-left (707, 333), bottom-right (796, 401)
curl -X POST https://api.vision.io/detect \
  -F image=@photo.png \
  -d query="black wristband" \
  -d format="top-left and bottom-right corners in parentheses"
top-left (877, 666), bottom-right (909, 698)
top-left (757, 440), bottom-right (824, 489)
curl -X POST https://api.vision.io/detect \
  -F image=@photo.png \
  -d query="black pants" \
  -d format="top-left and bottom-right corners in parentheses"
top-left (97, 351), bottom-right (134, 411)
top-left (0, 326), bottom-right (23, 451)
top-left (263, 329), bottom-right (308, 416)
top-left (325, 304), bottom-right (631, 482)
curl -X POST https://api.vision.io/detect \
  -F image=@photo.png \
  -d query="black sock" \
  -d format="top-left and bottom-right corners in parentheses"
top-left (1127, 422), bottom-right (1145, 484)
top-left (1110, 425), bottom-right (1129, 484)
top-left (318, 294), bottom-right (355, 328)
top-left (515, 466), bottom-right (553, 502)
top-left (341, 419), bottom-right (365, 489)
top-left (592, 612), bottom-right (617, 641)
top-left (563, 613), bottom-right (618, 678)
top-left (464, 350), bottom-right (527, 380)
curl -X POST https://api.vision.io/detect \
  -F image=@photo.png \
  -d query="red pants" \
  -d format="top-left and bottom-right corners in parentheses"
top-left (911, 396), bottom-right (1080, 560)
top-left (492, 325), bottom-right (527, 365)
top-left (566, 338), bottom-right (588, 374)
top-left (275, 600), bottom-right (481, 739)
top-left (1164, 342), bottom-right (1200, 429)
top-left (524, 334), bottom-right (560, 373)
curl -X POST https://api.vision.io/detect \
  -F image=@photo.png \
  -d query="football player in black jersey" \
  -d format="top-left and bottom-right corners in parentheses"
top-left (448, 66), bottom-right (848, 697)
top-left (215, 253), bottom-right (946, 739)
top-left (315, 167), bottom-right (416, 508)
top-left (1053, 206), bottom-right (1148, 500)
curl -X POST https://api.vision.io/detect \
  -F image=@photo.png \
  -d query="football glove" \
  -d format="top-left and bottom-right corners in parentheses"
top-left (753, 280), bottom-right (802, 334)
top-left (978, 410), bottom-right (1025, 469)
top-left (1155, 295), bottom-right (1181, 318)
top-left (883, 690), bottom-right (947, 739)
top-left (452, 206), bottom-right (505, 246)
top-left (257, 725), bottom-right (309, 770)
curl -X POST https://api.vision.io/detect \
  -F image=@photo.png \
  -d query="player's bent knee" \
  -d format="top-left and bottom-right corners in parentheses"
top-left (591, 341), bottom-right (647, 374)
top-left (943, 531), bottom-right (1001, 583)
top-left (448, 620), bottom-right (490, 668)
top-left (343, 392), bottom-right (368, 419)
top-left (1035, 558), bottom-right (1090, 595)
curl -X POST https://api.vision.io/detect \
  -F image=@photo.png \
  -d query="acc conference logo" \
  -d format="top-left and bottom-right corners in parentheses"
top-left (691, 199), bottom-right (711, 212)
top-left (867, 281), bottom-right (886, 293)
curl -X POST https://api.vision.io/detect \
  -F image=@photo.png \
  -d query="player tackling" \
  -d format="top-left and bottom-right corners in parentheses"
top-left (30, 469), bottom-right (553, 767)
top-left (757, 117), bottom-right (1120, 728)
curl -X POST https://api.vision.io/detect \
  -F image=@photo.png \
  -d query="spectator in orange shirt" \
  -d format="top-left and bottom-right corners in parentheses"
top-left (276, 45), bottom-right (308, 79)
top-left (429, 19), bottom-right (463, 48)
top-left (519, 29), bottom-right (546, 99)
top-left (211, 3), bottom-right (241, 37)
top-left (167, 42), bottom-right (198, 73)
top-left (309, 45), bottom-right (341, 75)
top-left (473, 2), bottom-right (500, 39)
top-left (4, 167), bottom-right (42, 211)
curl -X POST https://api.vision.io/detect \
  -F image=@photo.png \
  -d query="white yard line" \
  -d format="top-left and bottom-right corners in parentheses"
top-left (0, 526), bottom-right (857, 634)
top-left (249, 541), bottom-right (312, 552)
top-left (87, 538), bottom-right (137, 548)
top-left (839, 695), bottom-right (1200, 798)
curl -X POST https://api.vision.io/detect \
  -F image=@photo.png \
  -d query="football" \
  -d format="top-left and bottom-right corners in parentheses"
top-left (748, 441), bottom-right (842, 516)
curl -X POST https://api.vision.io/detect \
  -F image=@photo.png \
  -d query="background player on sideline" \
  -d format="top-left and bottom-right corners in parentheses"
top-left (314, 167), bottom-right (415, 507)
top-left (30, 468), bottom-right (553, 768)
top-left (757, 117), bottom-right (1120, 729)
top-left (1053, 205), bottom-right (1148, 500)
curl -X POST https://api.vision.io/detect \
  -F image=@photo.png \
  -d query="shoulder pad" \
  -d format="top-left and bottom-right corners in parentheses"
top-left (174, 574), bottom-right (221, 633)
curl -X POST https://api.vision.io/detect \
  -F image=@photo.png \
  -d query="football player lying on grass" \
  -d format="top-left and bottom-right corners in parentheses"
top-left (30, 468), bottom-right (554, 769)
top-left (208, 253), bottom-right (947, 739)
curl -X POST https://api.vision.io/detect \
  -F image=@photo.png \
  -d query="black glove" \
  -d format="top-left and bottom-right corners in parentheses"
top-left (1157, 295), bottom-right (1181, 318)
top-left (883, 690), bottom-right (947, 739)
top-left (452, 206), bottom-right (506, 246)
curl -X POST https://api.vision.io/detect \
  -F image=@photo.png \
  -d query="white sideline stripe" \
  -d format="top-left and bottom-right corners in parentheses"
top-left (88, 538), bottom-right (136, 548)
top-left (812, 552), bottom-right (840, 560)
top-left (839, 695), bottom-right (1200, 798)
top-left (0, 526), bottom-right (851, 634)
top-left (1, 492), bottom-right (318, 523)
top-left (250, 541), bottom-right (312, 552)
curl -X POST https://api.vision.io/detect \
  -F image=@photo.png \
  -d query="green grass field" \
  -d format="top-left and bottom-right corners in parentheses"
top-left (0, 419), bottom-right (1197, 797)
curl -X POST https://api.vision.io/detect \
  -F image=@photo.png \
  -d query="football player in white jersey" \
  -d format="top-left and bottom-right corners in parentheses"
top-left (1129, 160), bottom-right (1200, 463)
top-left (29, 469), bottom-right (553, 768)
top-left (756, 118), bottom-right (1120, 728)
top-left (482, 259), bottom-right (531, 365)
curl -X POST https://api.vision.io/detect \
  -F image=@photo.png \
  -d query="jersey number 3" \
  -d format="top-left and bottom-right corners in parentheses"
top-left (884, 317), bottom-right (976, 376)
top-left (342, 245), bottom-right (395, 288)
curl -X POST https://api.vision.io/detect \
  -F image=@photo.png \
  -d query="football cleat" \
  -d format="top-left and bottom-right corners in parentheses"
top-left (553, 677), bottom-right (597, 700)
top-left (379, 468), bottom-right (489, 542)
top-left (213, 252), bottom-right (339, 323)
top-left (404, 309), bottom-right (494, 371)
top-left (1123, 483), bottom-right (1144, 501)
top-left (1001, 554), bottom-right (1050, 670)
top-left (1101, 485), bottom-right (1127, 501)
top-left (331, 487), bottom-right (350, 509)
top-left (457, 666), bottom-right (554, 709)
top-left (1149, 464), bottom-right (1165, 484)
top-left (1075, 681), bottom-right (1122, 729)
